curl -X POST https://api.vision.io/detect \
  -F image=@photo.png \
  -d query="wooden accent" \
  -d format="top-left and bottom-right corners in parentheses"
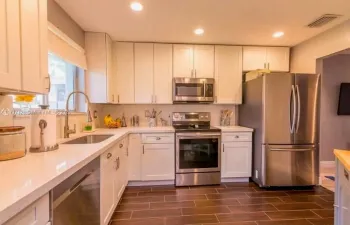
top-left (0, 151), bottom-right (25, 161)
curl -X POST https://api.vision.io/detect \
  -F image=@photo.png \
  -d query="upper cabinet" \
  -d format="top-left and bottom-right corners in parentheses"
top-left (173, 44), bottom-right (214, 78)
top-left (153, 44), bottom-right (173, 104)
top-left (113, 42), bottom-right (135, 104)
top-left (0, 0), bottom-right (48, 93)
top-left (134, 43), bottom-right (154, 104)
top-left (85, 32), bottom-right (115, 103)
top-left (243, 46), bottom-right (290, 72)
top-left (215, 46), bottom-right (243, 104)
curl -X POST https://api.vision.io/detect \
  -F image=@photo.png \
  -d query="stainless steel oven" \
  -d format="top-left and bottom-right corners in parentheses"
top-left (173, 78), bottom-right (215, 103)
top-left (175, 132), bottom-right (221, 186)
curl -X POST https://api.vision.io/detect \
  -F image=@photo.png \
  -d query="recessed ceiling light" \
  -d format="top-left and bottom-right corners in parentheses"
top-left (194, 28), bottom-right (204, 36)
top-left (273, 31), bottom-right (284, 38)
top-left (130, 2), bottom-right (143, 11)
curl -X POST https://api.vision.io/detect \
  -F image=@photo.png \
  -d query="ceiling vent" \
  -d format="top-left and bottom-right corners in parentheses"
top-left (307, 14), bottom-right (342, 28)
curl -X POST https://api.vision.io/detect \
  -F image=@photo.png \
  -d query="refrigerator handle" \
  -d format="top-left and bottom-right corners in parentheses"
top-left (290, 85), bottom-right (297, 133)
top-left (269, 148), bottom-right (314, 152)
top-left (295, 85), bottom-right (301, 133)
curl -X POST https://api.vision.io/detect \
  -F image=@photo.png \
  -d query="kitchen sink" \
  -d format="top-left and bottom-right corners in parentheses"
top-left (62, 134), bottom-right (114, 144)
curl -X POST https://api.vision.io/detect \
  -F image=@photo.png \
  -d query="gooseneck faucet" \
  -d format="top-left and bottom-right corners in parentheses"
top-left (64, 91), bottom-right (93, 138)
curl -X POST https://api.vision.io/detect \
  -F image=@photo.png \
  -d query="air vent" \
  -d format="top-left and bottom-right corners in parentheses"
top-left (307, 14), bottom-right (342, 28)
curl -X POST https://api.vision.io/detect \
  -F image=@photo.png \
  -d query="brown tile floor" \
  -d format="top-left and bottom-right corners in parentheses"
top-left (109, 182), bottom-right (334, 225)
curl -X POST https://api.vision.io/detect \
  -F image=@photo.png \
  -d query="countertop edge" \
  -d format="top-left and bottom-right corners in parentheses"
top-left (334, 149), bottom-right (350, 170)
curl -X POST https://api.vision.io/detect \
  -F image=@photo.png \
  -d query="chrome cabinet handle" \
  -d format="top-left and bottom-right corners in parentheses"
top-left (194, 69), bottom-right (197, 77)
top-left (126, 148), bottom-right (128, 156)
top-left (118, 95), bottom-right (120, 103)
top-left (264, 63), bottom-right (266, 69)
top-left (143, 145), bottom-right (145, 154)
top-left (119, 143), bottom-right (123, 148)
top-left (154, 95), bottom-right (157, 103)
top-left (107, 153), bottom-right (112, 159)
top-left (223, 144), bottom-right (225, 152)
top-left (115, 157), bottom-right (120, 170)
top-left (45, 75), bottom-right (51, 92)
top-left (156, 137), bottom-right (161, 140)
top-left (345, 169), bottom-right (349, 180)
top-left (112, 94), bottom-right (115, 102)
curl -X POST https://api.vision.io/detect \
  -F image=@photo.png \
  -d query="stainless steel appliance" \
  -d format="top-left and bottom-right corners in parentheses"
top-left (239, 73), bottom-right (320, 187)
top-left (173, 112), bottom-right (221, 186)
top-left (53, 158), bottom-right (100, 225)
top-left (173, 78), bottom-right (215, 103)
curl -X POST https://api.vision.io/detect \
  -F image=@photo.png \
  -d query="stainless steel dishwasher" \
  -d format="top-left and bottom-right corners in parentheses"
top-left (52, 158), bottom-right (100, 225)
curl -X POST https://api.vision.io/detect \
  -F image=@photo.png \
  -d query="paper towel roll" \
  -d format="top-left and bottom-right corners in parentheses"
top-left (31, 111), bottom-right (57, 148)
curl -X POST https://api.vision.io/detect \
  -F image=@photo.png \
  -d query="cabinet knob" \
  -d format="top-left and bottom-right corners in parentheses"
top-left (344, 169), bottom-right (349, 180)
top-left (107, 153), bottom-right (112, 159)
top-left (119, 143), bottom-right (123, 148)
top-left (156, 137), bottom-right (161, 140)
top-left (235, 135), bottom-right (239, 139)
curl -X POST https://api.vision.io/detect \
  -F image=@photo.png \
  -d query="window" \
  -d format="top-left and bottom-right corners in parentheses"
top-left (13, 53), bottom-right (85, 111)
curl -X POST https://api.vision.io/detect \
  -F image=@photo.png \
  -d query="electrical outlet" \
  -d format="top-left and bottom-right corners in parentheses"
top-left (255, 170), bottom-right (259, 179)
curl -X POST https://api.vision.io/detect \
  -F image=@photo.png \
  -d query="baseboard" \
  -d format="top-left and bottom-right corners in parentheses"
top-left (320, 161), bottom-right (336, 167)
top-left (221, 177), bottom-right (249, 183)
top-left (127, 178), bottom-right (250, 186)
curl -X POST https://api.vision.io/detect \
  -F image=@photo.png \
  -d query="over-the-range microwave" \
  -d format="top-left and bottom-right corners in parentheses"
top-left (173, 78), bottom-right (215, 103)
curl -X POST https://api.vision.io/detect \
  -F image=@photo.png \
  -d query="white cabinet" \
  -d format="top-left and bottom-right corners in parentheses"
top-left (115, 137), bottom-right (128, 201)
top-left (214, 46), bottom-right (243, 104)
top-left (0, 0), bottom-right (21, 91)
top-left (173, 44), bottom-right (214, 78)
top-left (221, 132), bottom-right (253, 178)
top-left (335, 159), bottom-right (350, 225)
top-left (100, 147), bottom-right (116, 225)
top-left (193, 45), bottom-right (215, 78)
top-left (128, 134), bottom-right (142, 181)
top-left (142, 144), bottom-right (175, 180)
top-left (135, 43), bottom-right (154, 103)
top-left (154, 44), bottom-right (173, 104)
top-left (0, 0), bottom-right (48, 93)
top-left (4, 194), bottom-right (50, 225)
top-left (20, 0), bottom-right (48, 93)
top-left (173, 44), bottom-right (193, 78)
top-left (85, 32), bottom-right (115, 103)
top-left (243, 47), bottom-right (290, 72)
top-left (113, 42), bottom-right (135, 104)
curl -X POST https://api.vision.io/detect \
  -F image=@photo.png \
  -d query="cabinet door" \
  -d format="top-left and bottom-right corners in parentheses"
top-left (142, 144), bottom-right (175, 181)
top-left (85, 33), bottom-right (108, 103)
top-left (154, 44), bottom-right (173, 104)
top-left (173, 44), bottom-right (193, 78)
top-left (221, 142), bottom-right (252, 178)
top-left (106, 34), bottom-right (116, 103)
top-left (20, 0), bottom-right (48, 93)
top-left (215, 46), bottom-right (243, 104)
top-left (243, 47), bottom-right (267, 71)
top-left (128, 134), bottom-right (142, 181)
top-left (114, 42), bottom-right (135, 103)
top-left (135, 43), bottom-right (154, 103)
top-left (193, 45), bottom-right (214, 78)
top-left (0, 0), bottom-right (21, 90)
top-left (100, 149), bottom-right (116, 225)
top-left (266, 47), bottom-right (290, 72)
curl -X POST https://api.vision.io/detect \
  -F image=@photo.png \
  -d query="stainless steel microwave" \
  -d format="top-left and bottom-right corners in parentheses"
top-left (173, 78), bottom-right (215, 103)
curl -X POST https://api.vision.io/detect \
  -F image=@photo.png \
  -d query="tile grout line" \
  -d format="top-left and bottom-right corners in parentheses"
top-left (263, 211), bottom-right (273, 221)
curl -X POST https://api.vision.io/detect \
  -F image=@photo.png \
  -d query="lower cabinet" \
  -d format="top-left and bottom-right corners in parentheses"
top-left (335, 159), bottom-right (350, 225)
top-left (100, 136), bottom-right (129, 225)
top-left (4, 193), bottom-right (50, 225)
top-left (142, 144), bottom-right (175, 180)
top-left (221, 132), bottom-right (253, 178)
top-left (128, 133), bottom-right (175, 181)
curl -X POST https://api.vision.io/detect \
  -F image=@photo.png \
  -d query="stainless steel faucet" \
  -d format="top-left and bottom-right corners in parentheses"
top-left (64, 91), bottom-right (93, 138)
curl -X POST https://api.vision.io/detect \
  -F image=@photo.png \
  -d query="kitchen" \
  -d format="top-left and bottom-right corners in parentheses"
top-left (0, 0), bottom-right (350, 224)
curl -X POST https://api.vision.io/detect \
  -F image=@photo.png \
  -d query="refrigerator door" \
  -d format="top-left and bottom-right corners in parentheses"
top-left (263, 73), bottom-right (295, 144)
top-left (294, 74), bottom-right (320, 144)
top-left (263, 144), bottom-right (317, 186)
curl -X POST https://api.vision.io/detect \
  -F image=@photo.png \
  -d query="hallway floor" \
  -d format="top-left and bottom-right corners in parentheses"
top-left (109, 182), bottom-right (334, 225)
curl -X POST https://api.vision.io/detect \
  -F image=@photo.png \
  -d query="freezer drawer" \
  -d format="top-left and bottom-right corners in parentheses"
top-left (263, 144), bottom-right (317, 187)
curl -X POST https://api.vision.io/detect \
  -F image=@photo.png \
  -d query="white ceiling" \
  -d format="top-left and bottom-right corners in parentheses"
top-left (55, 0), bottom-right (350, 46)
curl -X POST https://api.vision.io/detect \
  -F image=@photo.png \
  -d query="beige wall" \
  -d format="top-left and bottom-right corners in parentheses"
top-left (48, 0), bottom-right (85, 48)
top-left (291, 19), bottom-right (350, 74)
top-left (320, 54), bottom-right (350, 161)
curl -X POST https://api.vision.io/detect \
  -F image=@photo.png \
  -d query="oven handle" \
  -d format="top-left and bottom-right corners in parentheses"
top-left (176, 133), bottom-right (221, 138)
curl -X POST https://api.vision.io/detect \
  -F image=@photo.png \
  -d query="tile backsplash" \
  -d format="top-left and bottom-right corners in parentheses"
top-left (93, 104), bottom-right (238, 128)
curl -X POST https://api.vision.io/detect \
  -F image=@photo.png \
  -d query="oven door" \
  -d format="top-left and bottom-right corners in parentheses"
top-left (173, 78), bottom-right (214, 103)
top-left (176, 133), bottom-right (221, 173)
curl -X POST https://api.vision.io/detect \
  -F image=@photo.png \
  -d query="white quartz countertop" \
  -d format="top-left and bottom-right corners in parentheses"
top-left (0, 125), bottom-right (253, 223)
top-left (215, 126), bottom-right (254, 132)
top-left (0, 126), bottom-right (174, 224)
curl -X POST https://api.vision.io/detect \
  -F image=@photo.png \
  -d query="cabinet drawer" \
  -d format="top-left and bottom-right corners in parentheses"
top-left (5, 193), bottom-right (50, 225)
top-left (142, 133), bottom-right (174, 144)
top-left (222, 132), bottom-right (252, 142)
top-left (223, 142), bottom-right (251, 148)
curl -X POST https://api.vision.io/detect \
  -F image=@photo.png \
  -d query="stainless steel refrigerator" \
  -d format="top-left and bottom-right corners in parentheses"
top-left (239, 73), bottom-right (320, 187)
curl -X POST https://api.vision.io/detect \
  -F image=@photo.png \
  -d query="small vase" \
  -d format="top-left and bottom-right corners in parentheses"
top-left (148, 118), bottom-right (157, 127)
